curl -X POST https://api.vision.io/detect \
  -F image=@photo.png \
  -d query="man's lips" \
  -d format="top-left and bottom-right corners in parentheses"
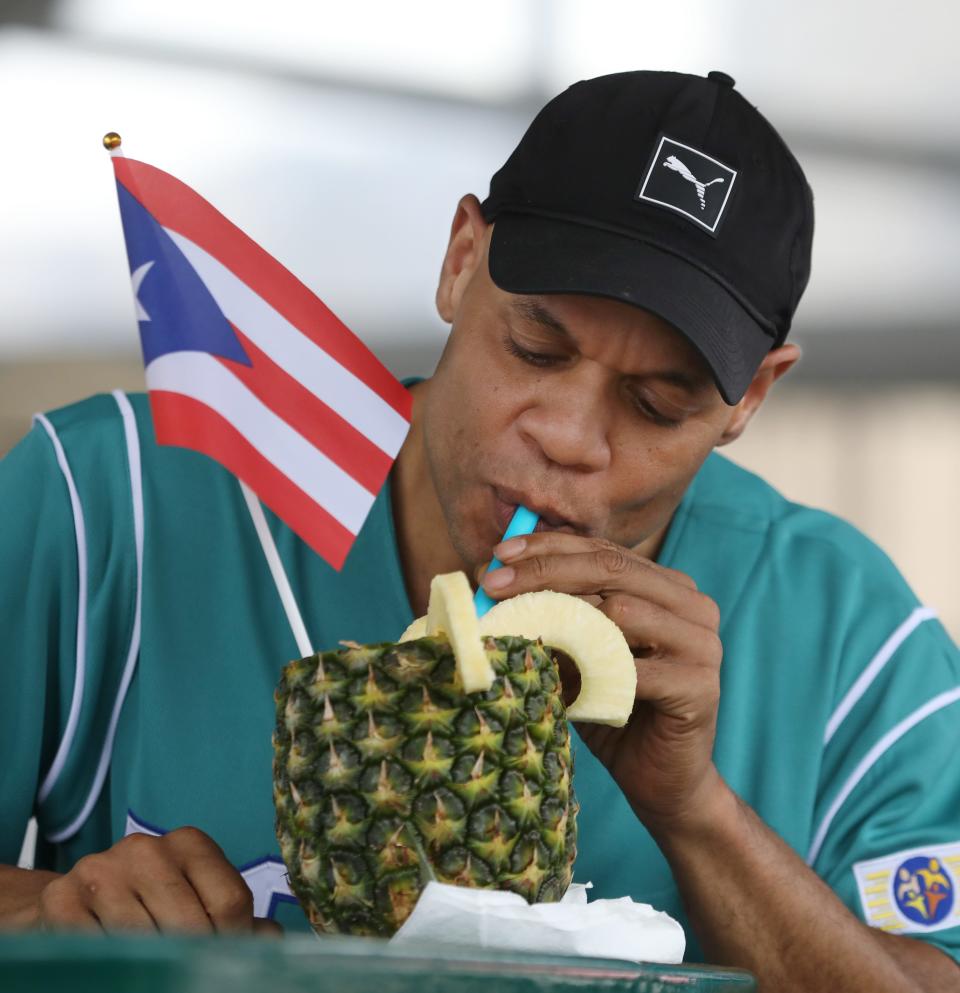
top-left (491, 486), bottom-right (586, 537)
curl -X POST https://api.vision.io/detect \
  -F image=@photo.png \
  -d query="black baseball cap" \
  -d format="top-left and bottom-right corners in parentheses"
top-left (480, 70), bottom-right (814, 404)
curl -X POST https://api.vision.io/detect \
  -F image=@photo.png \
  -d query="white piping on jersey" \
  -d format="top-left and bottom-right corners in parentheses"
top-left (240, 480), bottom-right (314, 658)
top-left (806, 686), bottom-right (960, 868)
top-left (34, 415), bottom-right (89, 805)
top-left (824, 606), bottom-right (938, 745)
top-left (45, 392), bottom-right (145, 843)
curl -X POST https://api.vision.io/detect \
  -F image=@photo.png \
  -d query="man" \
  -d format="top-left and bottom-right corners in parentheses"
top-left (1, 70), bottom-right (958, 990)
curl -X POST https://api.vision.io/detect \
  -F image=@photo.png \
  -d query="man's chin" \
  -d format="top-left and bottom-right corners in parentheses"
top-left (442, 519), bottom-right (493, 579)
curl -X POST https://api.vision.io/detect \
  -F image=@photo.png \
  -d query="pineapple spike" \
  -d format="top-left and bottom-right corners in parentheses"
top-left (330, 860), bottom-right (370, 908)
top-left (470, 750), bottom-right (486, 781)
top-left (299, 840), bottom-right (321, 883)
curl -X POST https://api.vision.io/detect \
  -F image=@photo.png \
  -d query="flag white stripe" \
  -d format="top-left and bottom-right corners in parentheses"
top-left (165, 229), bottom-right (408, 458)
top-left (823, 606), bottom-right (938, 745)
top-left (146, 351), bottom-right (374, 534)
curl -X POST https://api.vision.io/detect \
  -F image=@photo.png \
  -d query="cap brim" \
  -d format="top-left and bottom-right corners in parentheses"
top-left (488, 213), bottom-right (776, 404)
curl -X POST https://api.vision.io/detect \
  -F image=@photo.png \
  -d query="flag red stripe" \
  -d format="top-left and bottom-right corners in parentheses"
top-left (218, 326), bottom-right (393, 496)
top-left (150, 391), bottom-right (355, 569)
top-left (114, 157), bottom-right (412, 420)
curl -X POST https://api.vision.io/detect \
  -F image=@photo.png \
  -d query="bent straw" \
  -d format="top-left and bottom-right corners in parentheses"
top-left (474, 505), bottom-right (540, 617)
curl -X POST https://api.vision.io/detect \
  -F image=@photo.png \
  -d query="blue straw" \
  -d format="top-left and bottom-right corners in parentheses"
top-left (474, 505), bottom-right (540, 617)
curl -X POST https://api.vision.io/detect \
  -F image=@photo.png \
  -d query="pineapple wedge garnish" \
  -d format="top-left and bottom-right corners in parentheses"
top-left (423, 571), bottom-right (495, 693)
top-left (479, 591), bottom-right (635, 726)
top-left (399, 574), bottom-right (636, 726)
top-left (399, 615), bottom-right (429, 641)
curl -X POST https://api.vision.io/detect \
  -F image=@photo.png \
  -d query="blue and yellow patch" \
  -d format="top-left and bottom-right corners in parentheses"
top-left (854, 843), bottom-right (960, 934)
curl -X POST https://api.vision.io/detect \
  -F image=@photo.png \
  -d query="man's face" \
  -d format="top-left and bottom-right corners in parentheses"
top-left (422, 244), bottom-right (741, 571)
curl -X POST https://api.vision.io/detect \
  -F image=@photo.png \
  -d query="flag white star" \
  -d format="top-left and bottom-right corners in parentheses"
top-left (131, 260), bottom-right (155, 321)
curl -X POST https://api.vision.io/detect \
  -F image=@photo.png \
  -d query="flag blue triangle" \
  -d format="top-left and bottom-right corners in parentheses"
top-left (116, 182), bottom-right (251, 368)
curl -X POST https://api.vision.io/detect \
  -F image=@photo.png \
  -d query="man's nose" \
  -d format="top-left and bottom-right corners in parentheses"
top-left (515, 378), bottom-right (612, 473)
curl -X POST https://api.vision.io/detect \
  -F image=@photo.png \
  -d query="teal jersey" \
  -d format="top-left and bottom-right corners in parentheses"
top-left (2, 392), bottom-right (959, 961)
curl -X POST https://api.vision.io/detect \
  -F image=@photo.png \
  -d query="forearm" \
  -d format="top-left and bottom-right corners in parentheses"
top-left (0, 866), bottom-right (60, 929)
top-left (644, 771), bottom-right (959, 993)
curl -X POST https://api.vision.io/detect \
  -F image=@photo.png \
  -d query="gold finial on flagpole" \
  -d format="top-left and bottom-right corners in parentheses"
top-left (103, 132), bottom-right (122, 150)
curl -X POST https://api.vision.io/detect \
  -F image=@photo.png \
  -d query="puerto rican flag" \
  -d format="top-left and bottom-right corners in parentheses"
top-left (109, 153), bottom-right (412, 569)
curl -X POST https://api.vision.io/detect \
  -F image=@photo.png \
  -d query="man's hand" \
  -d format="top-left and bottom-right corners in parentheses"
top-left (35, 827), bottom-right (280, 934)
top-left (481, 531), bottom-right (724, 830)
top-left (480, 534), bottom-right (960, 992)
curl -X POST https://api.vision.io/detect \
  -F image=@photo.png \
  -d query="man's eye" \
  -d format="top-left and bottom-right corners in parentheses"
top-left (503, 336), bottom-right (561, 367)
top-left (629, 393), bottom-right (683, 429)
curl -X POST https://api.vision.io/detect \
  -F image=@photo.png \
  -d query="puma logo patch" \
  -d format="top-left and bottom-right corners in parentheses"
top-left (636, 136), bottom-right (738, 235)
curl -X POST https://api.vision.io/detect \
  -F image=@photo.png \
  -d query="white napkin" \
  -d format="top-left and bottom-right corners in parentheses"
top-left (390, 882), bottom-right (685, 964)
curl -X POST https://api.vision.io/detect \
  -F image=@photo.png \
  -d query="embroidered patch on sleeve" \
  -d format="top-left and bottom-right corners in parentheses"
top-left (853, 842), bottom-right (960, 934)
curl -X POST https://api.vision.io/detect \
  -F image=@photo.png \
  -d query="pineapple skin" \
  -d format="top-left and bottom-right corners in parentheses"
top-left (273, 635), bottom-right (578, 937)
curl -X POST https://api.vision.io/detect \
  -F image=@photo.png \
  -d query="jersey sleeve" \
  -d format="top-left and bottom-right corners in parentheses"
top-left (809, 564), bottom-right (960, 964)
top-left (0, 396), bottom-right (141, 868)
top-left (0, 423), bottom-right (80, 865)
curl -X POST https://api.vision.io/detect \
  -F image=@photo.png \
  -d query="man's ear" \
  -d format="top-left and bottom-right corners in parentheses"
top-left (436, 194), bottom-right (489, 324)
top-left (717, 343), bottom-right (801, 445)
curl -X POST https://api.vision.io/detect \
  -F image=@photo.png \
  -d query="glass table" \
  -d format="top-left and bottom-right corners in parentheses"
top-left (0, 933), bottom-right (755, 992)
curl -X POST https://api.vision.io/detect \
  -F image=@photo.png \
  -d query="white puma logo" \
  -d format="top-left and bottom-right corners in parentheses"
top-left (662, 155), bottom-right (725, 211)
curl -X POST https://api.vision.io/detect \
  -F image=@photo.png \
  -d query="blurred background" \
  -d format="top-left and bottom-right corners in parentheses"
top-left (0, 0), bottom-right (958, 639)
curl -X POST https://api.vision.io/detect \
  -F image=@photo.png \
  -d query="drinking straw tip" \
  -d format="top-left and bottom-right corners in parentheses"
top-left (473, 505), bottom-right (540, 618)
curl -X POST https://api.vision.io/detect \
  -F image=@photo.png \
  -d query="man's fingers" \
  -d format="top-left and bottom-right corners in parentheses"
top-left (45, 854), bottom-right (158, 933)
top-left (133, 871), bottom-right (215, 934)
top-left (96, 830), bottom-right (208, 934)
top-left (599, 595), bottom-right (723, 663)
top-left (180, 861), bottom-right (254, 934)
top-left (483, 546), bottom-right (717, 629)
top-left (494, 531), bottom-right (699, 590)
top-left (86, 884), bottom-right (158, 934)
top-left (162, 827), bottom-right (253, 933)
top-left (632, 657), bottom-right (721, 720)
top-left (38, 876), bottom-right (103, 932)
top-left (36, 827), bottom-right (257, 935)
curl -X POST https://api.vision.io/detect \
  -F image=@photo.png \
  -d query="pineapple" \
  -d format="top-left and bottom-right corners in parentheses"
top-left (273, 572), bottom-right (635, 936)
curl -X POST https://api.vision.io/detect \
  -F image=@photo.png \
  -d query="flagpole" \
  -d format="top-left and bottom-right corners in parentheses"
top-left (239, 481), bottom-right (315, 659)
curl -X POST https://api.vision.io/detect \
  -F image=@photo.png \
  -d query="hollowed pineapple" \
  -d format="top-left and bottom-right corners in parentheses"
top-left (273, 571), bottom-right (635, 937)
